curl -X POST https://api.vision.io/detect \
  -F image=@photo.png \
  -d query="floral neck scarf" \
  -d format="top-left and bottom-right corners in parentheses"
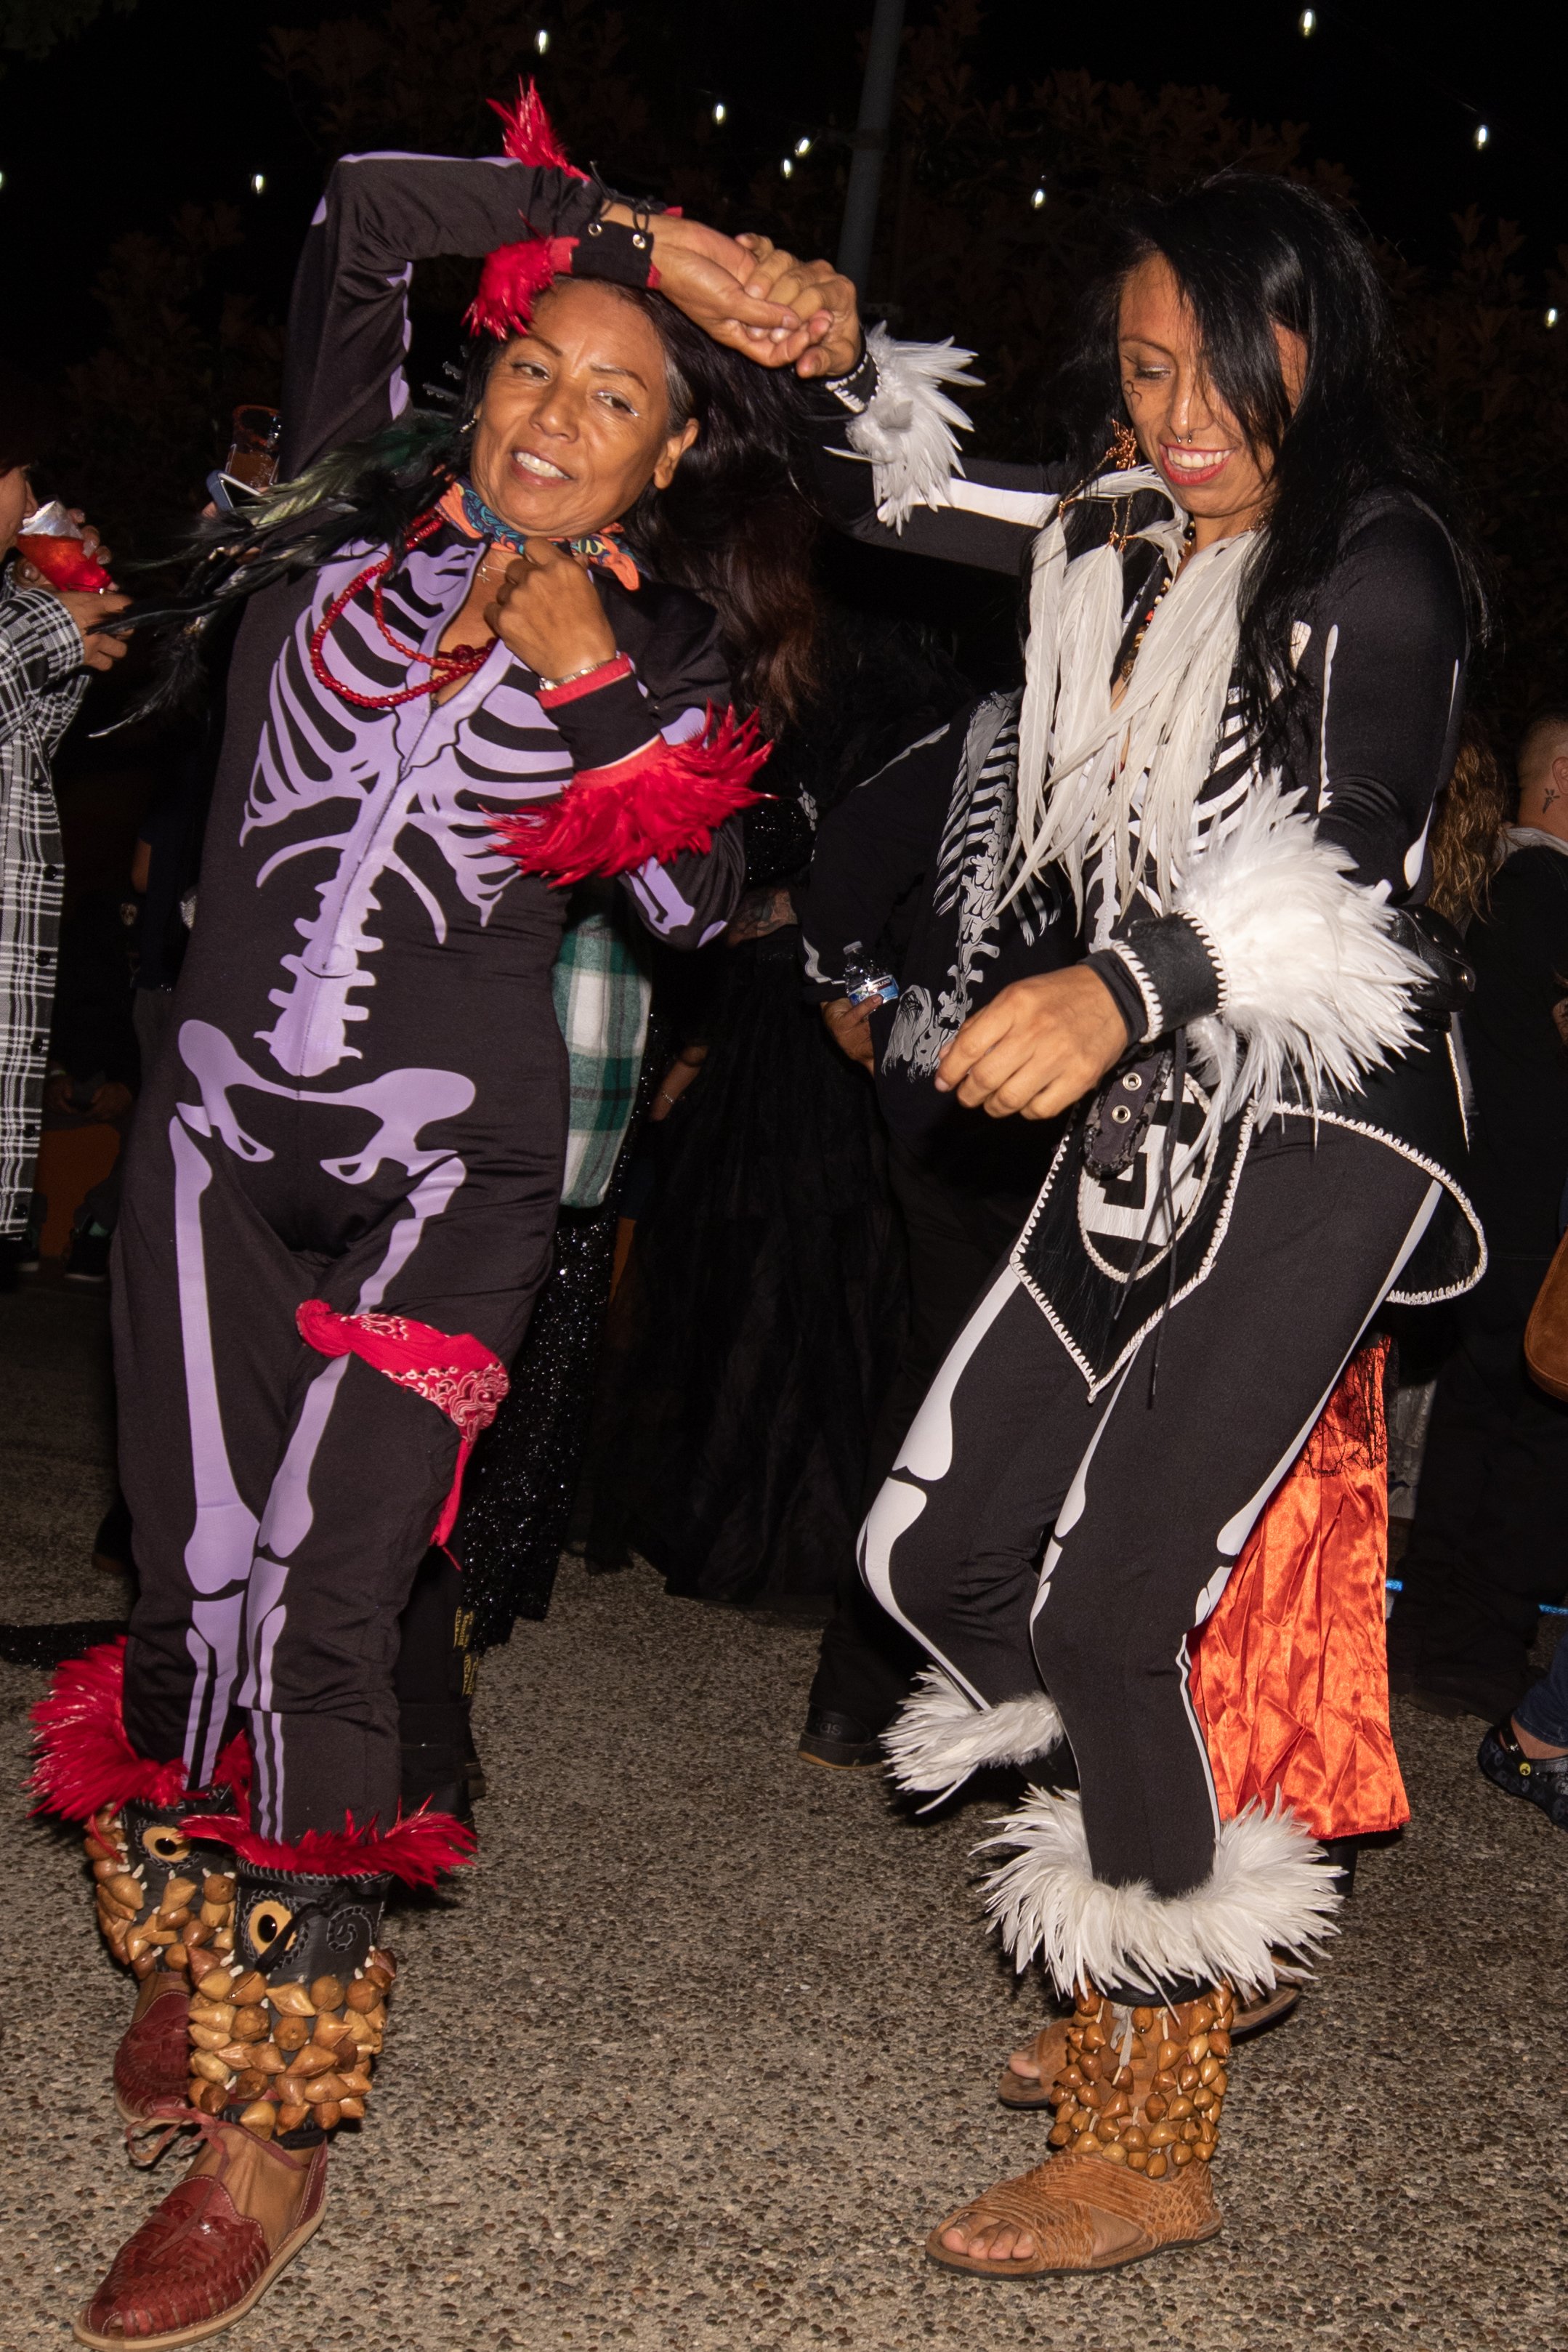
top-left (441, 480), bottom-right (643, 592)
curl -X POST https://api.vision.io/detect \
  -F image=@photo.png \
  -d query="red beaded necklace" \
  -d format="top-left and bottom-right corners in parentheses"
top-left (307, 503), bottom-right (494, 711)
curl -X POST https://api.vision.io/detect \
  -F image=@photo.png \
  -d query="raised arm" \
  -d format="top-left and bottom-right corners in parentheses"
top-left (720, 235), bottom-right (1067, 575)
top-left (282, 154), bottom-right (609, 475)
top-left (796, 331), bottom-right (1066, 577)
top-left (283, 154), bottom-right (804, 481)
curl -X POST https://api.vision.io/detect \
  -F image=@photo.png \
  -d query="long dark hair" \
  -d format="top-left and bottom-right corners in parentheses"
top-left (1056, 171), bottom-right (1483, 748)
top-left (130, 285), bottom-right (819, 732)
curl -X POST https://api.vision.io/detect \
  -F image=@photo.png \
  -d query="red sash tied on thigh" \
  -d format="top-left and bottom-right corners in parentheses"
top-left (296, 1301), bottom-right (509, 1545)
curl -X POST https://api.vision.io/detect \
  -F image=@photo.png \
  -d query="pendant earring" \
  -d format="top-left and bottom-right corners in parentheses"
top-left (1103, 421), bottom-right (1139, 472)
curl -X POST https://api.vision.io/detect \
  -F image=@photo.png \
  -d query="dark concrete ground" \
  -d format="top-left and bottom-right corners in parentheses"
top-left (3, 1271), bottom-right (1567, 2352)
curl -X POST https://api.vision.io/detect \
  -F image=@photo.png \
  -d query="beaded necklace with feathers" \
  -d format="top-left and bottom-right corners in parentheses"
top-left (1007, 463), bottom-right (1264, 921)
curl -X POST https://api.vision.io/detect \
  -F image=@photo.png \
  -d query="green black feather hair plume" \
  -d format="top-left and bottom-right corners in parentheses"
top-left (113, 408), bottom-right (467, 726)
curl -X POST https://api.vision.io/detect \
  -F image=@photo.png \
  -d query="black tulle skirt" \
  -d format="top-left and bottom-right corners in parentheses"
top-left (578, 927), bottom-right (907, 1611)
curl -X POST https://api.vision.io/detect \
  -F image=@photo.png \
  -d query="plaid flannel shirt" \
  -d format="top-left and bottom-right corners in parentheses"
top-left (0, 581), bottom-right (88, 1234)
top-left (551, 894), bottom-right (653, 1212)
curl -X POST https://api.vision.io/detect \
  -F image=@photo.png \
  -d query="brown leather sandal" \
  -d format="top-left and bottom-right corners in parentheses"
top-left (997, 1979), bottom-right (1298, 2108)
top-left (937, 1984), bottom-right (1232, 2276)
top-left (928, 2145), bottom-right (1223, 2275)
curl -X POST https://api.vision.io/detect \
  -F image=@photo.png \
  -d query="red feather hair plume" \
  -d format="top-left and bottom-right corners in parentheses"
top-left (488, 78), bottom-right (589, 177)
top-left (466, 79), bottom-right (588, 342)
top-left (30, 1637), bottom-right (251, 1824)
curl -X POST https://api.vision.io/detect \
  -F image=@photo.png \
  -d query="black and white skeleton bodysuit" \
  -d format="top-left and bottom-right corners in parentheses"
top-left (799, 333), bottom-right (1482, 2000)
top-left (113, 154), bottom-right (745, 1843)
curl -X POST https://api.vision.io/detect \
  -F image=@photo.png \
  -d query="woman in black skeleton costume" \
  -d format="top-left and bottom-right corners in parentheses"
top-left (722, 175), bottom-right (1484, 2275)
top-left (31, 90), bottom-right (828, 2348)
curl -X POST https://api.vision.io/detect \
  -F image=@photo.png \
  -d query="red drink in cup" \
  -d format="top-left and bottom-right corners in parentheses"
top-left (16, 498), bottom-right (113, 592)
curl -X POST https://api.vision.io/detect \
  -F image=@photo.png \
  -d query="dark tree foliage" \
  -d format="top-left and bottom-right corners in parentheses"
top-left (47, 0), bottom-right (1568, 707)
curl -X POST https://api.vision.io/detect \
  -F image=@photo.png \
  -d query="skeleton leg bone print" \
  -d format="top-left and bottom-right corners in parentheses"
top-left (166, 1020), bottom-right (478, 1826)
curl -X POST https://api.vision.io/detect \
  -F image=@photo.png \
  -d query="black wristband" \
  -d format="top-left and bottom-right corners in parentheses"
top-left (822, 343), bottom-right (876, 413)
top-left (574, 217), bottom-right (657, 290)
top-left (1084, 950), bottom-right (1152, 1048)
top-left (1116, 912), bottom-right (1224, 1031)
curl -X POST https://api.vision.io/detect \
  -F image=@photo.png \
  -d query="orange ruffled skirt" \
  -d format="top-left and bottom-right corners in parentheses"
top-left (1187, 1338), bottom-right (1408, 1841)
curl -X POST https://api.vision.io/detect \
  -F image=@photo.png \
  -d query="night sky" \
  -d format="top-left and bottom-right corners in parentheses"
top-left (1, 0), bottom-right (1564, 374)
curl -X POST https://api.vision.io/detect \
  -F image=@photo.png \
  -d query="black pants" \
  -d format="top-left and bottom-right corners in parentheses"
top-left (865, 1124), bottom-right (1438, 1897)
top-left (1389, 1248), bottom-right (1568, 1716)
top-left (114, 996), bottom-right (565, 1842)
top-left (807, 1133), bottom-right (1046, 1729)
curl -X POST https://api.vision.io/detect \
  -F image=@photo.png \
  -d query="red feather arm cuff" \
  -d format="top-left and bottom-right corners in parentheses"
top-left (493, 706), bottom-right (770, 886)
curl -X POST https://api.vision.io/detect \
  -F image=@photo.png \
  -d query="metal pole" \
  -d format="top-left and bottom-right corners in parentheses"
top-left (836, 0), bottom-right (905, 296)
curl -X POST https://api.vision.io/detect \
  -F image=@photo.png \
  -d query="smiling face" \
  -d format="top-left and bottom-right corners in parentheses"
top-left (467, 280), bottom-right (699, 542)
top-left (1117, 254), bottom-right (1306, 547)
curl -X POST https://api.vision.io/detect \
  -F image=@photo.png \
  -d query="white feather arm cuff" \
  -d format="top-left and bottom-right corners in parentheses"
top-left (883, 1666), bottom-right (1064, 1801)
top-left (979, 1788), bottom-right (1341, 1997)
top-left (1176, 780), bottom-right (1429, 1123)
top-left (843, 324), bottom-right (979, 529)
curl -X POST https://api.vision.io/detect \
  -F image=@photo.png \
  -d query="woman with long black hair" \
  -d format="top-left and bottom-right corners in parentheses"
top-left (722, 174), bottom-right (1484, 2276)
top-left (31, 90), bottom-right (825, 2347)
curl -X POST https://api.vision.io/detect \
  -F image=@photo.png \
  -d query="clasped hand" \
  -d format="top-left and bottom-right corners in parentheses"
top-left (934, 968), bottom-right (1131, 1121)
top-left (483, 538), bottom-right (615, 681)
top-left (613, 211), bottom-right (862, 381)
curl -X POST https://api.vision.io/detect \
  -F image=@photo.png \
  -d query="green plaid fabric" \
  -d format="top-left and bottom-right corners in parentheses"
top-left (551, 895), bottom-right (652, 1210)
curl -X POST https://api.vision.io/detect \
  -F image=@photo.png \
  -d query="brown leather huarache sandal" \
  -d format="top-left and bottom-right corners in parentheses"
top-left (927, 2144), bottom-right (1223, 2276)
top-left (996, 1978), bottom-right (1298, 2108)
top-left (940, 1984), bottom-right (1232, 2276)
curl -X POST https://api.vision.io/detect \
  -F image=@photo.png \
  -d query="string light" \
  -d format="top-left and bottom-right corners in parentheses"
top-left (1298, 7), bottom-right (1315, 31)
top-left (1031, 185), bottom-right (1046, 210)
top-left (1547, 309), bottom-right (1560, 328)
top-left (250, 173), bottom-right (266, 195)
top-left (534, 26), bottom-right (549, 52)
top-left (711, 101), bottom-right (727, 124)
top-left (794, 136), bottom-right (812, 156)
top-left (0, 171), bottom-right (7, 193)
top-left (1474, 122), bottom-right (1490, 149)
top-left (780, 157), bottom-right (794, 178)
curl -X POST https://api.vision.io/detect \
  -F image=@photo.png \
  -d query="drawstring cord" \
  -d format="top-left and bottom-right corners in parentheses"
top-left (127, 2101), bottom-right (319, 2173)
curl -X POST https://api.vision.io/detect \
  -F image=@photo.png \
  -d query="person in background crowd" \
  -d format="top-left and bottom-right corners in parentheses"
top-left (575, 615), bottom-right (962, 1619)
top-left (1390, 708), bottom-right (1568, 1733)
top-left (0, 365), bottom-right (129, 1286)
top-left (44, 889), bottom-right (140, 1284)
top-left (793, 686), bottom-right (1071, 1764)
